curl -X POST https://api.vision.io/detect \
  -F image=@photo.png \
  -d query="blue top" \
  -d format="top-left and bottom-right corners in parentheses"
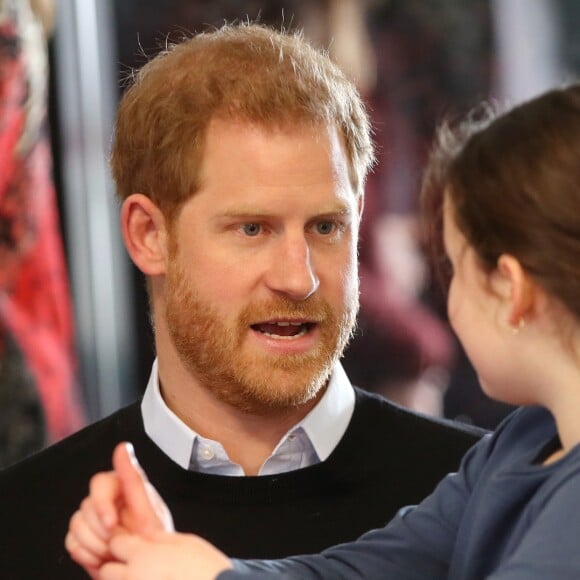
top-left (222, 406), bottom-right (580, 579)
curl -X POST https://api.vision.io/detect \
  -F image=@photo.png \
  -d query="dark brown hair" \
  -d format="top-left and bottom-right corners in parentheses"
top-left (422, 84), bottom-right (580, 318)
top-left (110, 23), bottom-right (374, 223)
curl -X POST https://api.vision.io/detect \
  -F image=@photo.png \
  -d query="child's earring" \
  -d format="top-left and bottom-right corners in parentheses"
top-left (510, 317), bottom-right (526, 335)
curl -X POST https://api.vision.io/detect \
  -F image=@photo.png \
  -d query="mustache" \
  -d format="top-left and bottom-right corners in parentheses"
top-left (238, 297), bottom-right (333, 325)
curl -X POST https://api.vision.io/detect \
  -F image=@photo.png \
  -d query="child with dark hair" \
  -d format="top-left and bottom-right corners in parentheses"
top-left (68, 84), bottom-right (580, 580)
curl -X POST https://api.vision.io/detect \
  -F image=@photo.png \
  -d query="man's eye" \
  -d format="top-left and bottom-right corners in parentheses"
top-left (241, 223), bottom-right (262, 236)
top-left (316, 221), bottom-right (336, 235)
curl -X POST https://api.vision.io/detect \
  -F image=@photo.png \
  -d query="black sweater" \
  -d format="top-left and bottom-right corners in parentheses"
top-left (0, 388), bottom-right (483, 579)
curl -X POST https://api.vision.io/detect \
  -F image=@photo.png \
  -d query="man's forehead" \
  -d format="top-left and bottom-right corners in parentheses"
top-left (198, 118), bottom-right (349, 176)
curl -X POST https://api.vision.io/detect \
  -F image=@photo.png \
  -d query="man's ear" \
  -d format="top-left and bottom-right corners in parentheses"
top-left (495, 254), bottom-right (535, 326)
top-left (121, 194), bottom-right (169, 276)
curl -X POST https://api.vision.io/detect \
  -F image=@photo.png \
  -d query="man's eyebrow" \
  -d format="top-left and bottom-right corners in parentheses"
top-left (215, 204), bottom-right (353, 219)
top-left (316, 206), bottom-right (353, 216)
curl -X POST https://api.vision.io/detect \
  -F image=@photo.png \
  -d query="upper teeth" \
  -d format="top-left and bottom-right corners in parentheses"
top-left (275, 322), bottom-right (303, 326)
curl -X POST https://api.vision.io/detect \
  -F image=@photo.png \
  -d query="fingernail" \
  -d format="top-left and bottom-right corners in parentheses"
top-left (125, 442), bottom-right (139, 467)
top-left (124, 442), bottom-right (148, 479)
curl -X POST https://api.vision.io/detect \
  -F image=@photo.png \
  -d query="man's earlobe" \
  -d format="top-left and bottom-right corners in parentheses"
top-left (121, 194), bottom-right (168, 275)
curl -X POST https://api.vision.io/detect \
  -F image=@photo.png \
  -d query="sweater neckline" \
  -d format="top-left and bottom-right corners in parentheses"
top-left (130, 389), bottom-right (379, 502)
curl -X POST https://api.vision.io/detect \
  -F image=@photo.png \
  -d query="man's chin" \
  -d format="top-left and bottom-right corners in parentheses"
top-left (213, 366), bottom-right (332, 415)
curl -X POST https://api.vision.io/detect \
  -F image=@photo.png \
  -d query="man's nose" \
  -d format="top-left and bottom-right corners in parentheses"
top-left (265, 235), bottom-right (320, 301)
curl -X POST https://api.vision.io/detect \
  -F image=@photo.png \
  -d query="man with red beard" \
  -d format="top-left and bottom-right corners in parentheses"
top-left (0, 23), bottom-right (482, 579)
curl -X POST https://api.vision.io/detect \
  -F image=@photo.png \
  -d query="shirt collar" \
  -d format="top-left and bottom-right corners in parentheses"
top-left (141, 359), bottom-right (196, 470)
top-left (294, 362), bottom-right (354, 462)
top-left (141, 358), bottom-right (355, 472)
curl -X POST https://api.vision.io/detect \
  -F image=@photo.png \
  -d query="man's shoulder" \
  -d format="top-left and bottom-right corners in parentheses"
top-left (0, 402), bottom-right (145, 577)
top-left (351, 387), bottom-right (486, 445)
top-left (0, 401), bottom-right (142, 490)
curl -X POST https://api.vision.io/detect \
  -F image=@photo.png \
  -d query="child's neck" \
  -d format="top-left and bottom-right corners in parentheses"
top-left (542, 447), bottom-right (565, 466)
top-left (545, 380), bottom-right (580, 463)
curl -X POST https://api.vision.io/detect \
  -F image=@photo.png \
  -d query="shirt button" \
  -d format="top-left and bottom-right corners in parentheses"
top-left (200, 446), bottom-right (215, 460)
top-left (288, 434), bottom-right (296, 441)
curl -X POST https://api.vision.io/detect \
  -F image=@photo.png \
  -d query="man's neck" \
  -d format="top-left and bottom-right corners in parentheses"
top-left (156, 355), bottom-right (324, 476)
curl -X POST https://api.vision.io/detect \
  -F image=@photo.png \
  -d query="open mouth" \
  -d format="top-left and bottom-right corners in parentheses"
top-left (251, 320), bottom-right (316, 340)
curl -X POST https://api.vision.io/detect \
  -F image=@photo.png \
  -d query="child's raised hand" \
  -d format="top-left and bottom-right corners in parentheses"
top-left (65, 469), bottom-right (122, 576)
top-left (65, 442), bottom-right (174, 576)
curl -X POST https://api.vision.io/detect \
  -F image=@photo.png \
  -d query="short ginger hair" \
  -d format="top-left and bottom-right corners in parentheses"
top-left (110, 23), bottom-right (374, 222)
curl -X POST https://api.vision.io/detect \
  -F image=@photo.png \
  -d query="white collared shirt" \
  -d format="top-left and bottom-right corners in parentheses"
top-left (141, 359), bottom-right (355, 476)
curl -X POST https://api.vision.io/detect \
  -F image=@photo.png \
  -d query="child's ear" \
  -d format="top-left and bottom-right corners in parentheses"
top-left (493, 254), bottom-right (535, 326)
top-left (120, 194), bottom-right (169, 276)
